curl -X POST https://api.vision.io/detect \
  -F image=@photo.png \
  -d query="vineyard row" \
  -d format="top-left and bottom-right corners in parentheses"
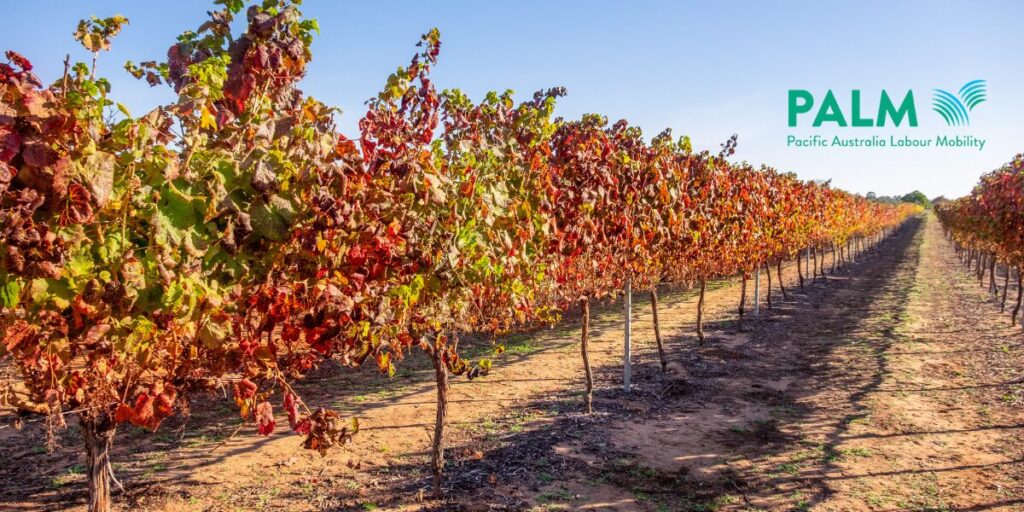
top-left (0, 2), bottom-right (921, 510)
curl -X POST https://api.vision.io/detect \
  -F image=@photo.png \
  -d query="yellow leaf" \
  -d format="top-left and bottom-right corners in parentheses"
top-left (200, 107), bottom-right (217, 130)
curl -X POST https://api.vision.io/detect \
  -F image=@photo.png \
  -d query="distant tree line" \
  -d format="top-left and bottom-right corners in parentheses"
top-left (866, 190), bottom-right (934, 209)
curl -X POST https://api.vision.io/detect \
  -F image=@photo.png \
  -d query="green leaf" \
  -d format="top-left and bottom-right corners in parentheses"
top-left (67, 252), bottom-right (95, 279)
top-left (217, 0), bottom-right (244, 13)
top-left (98, 232), bottom-right (127, 265)
top-left (473, 254), bottom-right (492, 274)
top-left (160, 281), bottom-right (185, 309)
top-left (409, 275), bottom-right (424, 300)
top-left (29, 279), bottom-right (75, 309)
top-left (250, 196), bottom-right (297, 241)
top-left (155, 187), bottom-right (201, 245)
top-left (198, 320), bottom-right (227, 349)
top-left (0, 278), bottom-right (21, 308)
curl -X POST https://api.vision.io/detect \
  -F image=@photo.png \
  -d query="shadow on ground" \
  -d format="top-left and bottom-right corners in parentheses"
top-left (281, 217), bottom-right (968, 511)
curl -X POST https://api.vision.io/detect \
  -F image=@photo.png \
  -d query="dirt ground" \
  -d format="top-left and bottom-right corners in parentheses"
top-left (2, 214), bottom-right (1022, 512)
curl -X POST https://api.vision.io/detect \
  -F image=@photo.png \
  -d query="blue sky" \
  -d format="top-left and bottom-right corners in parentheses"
top-left (3, 1), bottom-right (1022, 198)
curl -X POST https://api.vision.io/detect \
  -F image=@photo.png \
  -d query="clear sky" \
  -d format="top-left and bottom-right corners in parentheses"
top-left (3, 1), bottom-right (1022, 199)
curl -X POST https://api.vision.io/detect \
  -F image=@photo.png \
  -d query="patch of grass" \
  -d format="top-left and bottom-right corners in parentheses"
top-left (978, 407), bottom-right (992, 422)
top-left (183, 433), bottom-right (219, 448)
top-left (142, 461), bottom-right (168, 478)
top-left (154, 432), bottom-right (178, 444)
top-left (535, 488), bottom-right (573, 503)
top-left (823, 445), bottom-right (842, 463)
top-left (714, 494), bottom-right (740, 506)
top-left (790, 491), bottom-right (811, 511)
top-left (864, 493), bottom-right (886, 508)
top-left (842, 413), bottom-right (871, 426)
top-left (630, 464), bottom-right (660, 480)
top-left (896, 472), bottom-right (950, 510)
top-left (504, 337), bottom-right (537, 356)
top-left (769, 405), bottom-right (799, 419)
top-left (843, 447), bottom-right (873, 457)
top-left (51, 464), bottom-right (85, 488)
top-left (790, 449), bottom-right (819, 464)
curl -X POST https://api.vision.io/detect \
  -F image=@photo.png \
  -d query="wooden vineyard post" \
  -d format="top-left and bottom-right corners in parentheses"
top-left (431, 343), bottom-right (450, 499)
top-left (651, 288), bottom-right (667, 372)
top-left (739, 273), bottom-right (748, 319)
top-left (777, 260), bottom-right (789, 300)
top-left (976, 252), bottom-right (984, 284)
top-left (812, 246), bottom-right (819, 281)
top-left (831, 242), bottom-right (837, 273)
top-left (753, 264), bottom-right (761, 316)
top-left (623, 278), bottom-right (632, 393)
top-left (696, 278), bottom-right (707, 343)
top-left (1013, 269), bottom-right (1023, 327)
top-left (581, 299), bottom-right (594, 414)
top-left (797, 251), bottom-right (805, 289)
top-left (989, 256), bottom-right (998, 295)
top-left (1002, 265), bottom-right (1011, 313)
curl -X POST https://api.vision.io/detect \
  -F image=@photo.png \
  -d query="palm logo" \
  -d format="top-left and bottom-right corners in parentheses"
top-left (932, 80), bottom-right (986, 126)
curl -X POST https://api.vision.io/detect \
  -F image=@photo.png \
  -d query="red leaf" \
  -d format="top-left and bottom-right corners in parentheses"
top-left (60, 182), bottom-right (93, 226)
top-left (80, 324), bottom-right (110, 346)
top-left (235, 379), bottom-right (258, 400)
top-left (0, 128), bottom-right (22, 162)
top-left (131, 394), bottom-right (159, 430)
top-left (283, 392), bottom-right (299, 430)
top-left (347, 244), bottom-right (367, 268)
top-left (4, 51), bottom-right (32, 72)
top-left (20, 141), bottom-right (58, 168)
top-left (155, 385), bottom-right (177, 418)
top-left (3, 320), bottom-right (33, 352)
top-left (114, 403), bottom-right (134, 424)
top-left (255, 401), bottom-right (275, 436)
